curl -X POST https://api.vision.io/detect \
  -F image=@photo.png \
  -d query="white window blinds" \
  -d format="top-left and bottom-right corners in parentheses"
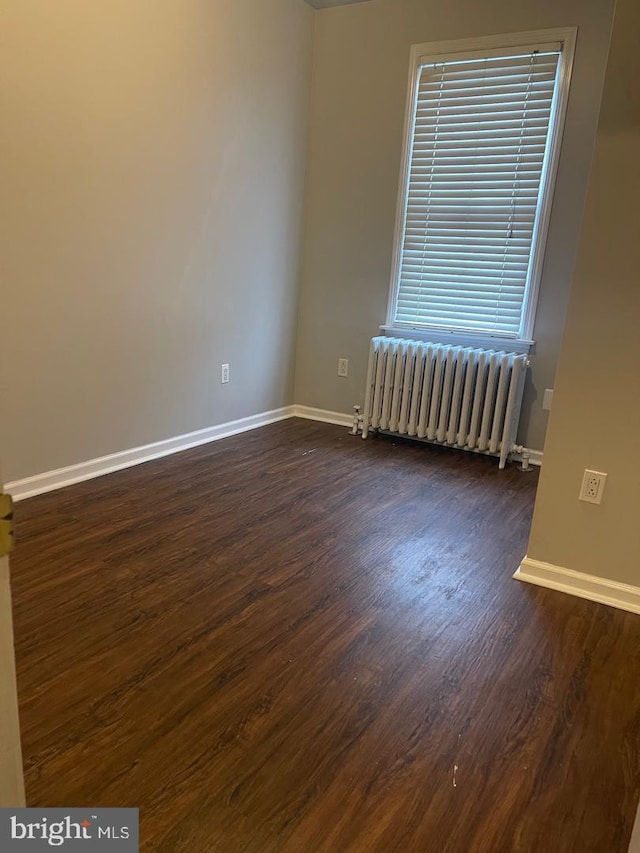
top-left (393, 46), bottom-right (562, 338)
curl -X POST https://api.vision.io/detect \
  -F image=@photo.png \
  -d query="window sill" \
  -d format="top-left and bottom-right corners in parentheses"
top-left (380, 326), bottom-right (535, 355)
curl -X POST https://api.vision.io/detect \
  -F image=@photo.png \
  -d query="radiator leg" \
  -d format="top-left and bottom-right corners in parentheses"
top-left (499, 445), bottom-right (510, 469)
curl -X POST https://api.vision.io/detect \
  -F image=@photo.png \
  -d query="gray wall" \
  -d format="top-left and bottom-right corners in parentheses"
top-left (527, 0), bottom-right (640, 586)
top-left (294, 0), bottom-right (615, 451)
top-left (0, 0), bottom-right (313, 482)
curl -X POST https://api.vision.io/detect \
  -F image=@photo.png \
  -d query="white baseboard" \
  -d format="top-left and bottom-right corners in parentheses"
top-left (515, 557), bottom-right (640, 615)
top-left (5, 403), bottom-right (543, 502)
top-left (293, 405), bottom-right (354, 428)
top-left (293, 406), bottom-right (543, 465)
top-left (6, 406), bottom-right (295, 501)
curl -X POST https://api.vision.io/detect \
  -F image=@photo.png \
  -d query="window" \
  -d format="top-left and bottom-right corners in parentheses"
top-left (386, 30), bottom-right (576, 349)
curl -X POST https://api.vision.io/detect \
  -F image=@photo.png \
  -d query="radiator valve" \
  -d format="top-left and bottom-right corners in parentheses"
top-left (351, 405), bottom-right (363, 435)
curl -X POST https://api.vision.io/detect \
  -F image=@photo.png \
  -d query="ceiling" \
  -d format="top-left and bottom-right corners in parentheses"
top-left (304, 0), bottom-right (372, 8)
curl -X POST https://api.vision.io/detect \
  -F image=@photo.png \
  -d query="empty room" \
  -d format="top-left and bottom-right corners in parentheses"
top-left (0, 0), bottom-right (638, 851)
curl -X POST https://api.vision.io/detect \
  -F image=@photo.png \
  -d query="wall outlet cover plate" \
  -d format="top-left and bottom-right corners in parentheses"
top-left (579, 469), bottom-right (607, 504)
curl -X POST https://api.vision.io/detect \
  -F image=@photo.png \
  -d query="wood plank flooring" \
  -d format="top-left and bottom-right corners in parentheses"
top-left (9, 419), bottom-right (640, 852)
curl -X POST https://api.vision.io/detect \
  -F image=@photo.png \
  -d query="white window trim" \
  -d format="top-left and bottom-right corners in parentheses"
top-left (384, 28), bottom-right (577, 352)
top-left (379, 325), bottom-right (535, 354)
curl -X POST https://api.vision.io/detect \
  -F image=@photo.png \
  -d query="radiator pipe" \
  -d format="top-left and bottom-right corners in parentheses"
top-left (351, 405), bottom-right (363, 436)
top-left (512, 444), bottom-right (532, 471)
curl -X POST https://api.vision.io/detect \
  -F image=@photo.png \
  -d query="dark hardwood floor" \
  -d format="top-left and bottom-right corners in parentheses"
top-left (10, 419), bottom-right (640, 852)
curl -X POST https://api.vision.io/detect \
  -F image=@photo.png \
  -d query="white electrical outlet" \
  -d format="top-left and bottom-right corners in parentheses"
top-left (579, 470), bottom-right (607, 505)
top-left (542, 389), bottom-right (554, 411)
top-left (221, 363), bottom-right (230, 384)
top-left (337, 358), bottom-right (349, 378)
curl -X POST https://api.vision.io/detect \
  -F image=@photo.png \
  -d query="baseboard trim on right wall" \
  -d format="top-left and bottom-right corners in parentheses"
top-left (293, 405), bottom-right (354, 428)
top-left (515, 557), bottom-right (640, 615)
